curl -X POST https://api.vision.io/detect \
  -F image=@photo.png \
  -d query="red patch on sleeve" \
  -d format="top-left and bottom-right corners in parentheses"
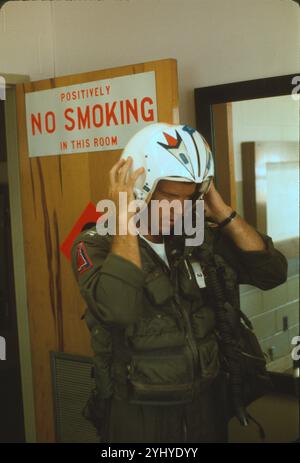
top-left (76, 241), bottom-right (93, 274)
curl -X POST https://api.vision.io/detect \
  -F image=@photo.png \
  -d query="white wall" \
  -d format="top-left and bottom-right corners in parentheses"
top-left (231, 95), bottom-right (299, 221)
top-left (0, 0), bottom-right (299, 125)
top-left (232, 95), bottom-right (299, 182)
top-left (266, 162), bottom-right (299, 240)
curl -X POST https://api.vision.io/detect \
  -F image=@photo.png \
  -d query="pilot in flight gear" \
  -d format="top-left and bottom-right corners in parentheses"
top-left (71, 123), bottom-right (288, 443)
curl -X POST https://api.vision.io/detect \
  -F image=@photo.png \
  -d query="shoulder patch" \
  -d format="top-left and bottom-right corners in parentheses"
top-left (76, 241), bottom-right (93, 274)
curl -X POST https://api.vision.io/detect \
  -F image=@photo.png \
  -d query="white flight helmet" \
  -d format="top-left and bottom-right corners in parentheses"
top-left (120, 122), bottom-right (214, 204)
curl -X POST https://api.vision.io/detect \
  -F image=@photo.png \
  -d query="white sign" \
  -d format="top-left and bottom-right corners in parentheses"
top-left (25, 71), bottom-right (158, 157)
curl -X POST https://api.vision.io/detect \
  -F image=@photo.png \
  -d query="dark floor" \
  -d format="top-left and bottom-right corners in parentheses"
top-left (0, 366), bottom-right (25, 443)
top-left (228, 392), bottom-right (299, 443)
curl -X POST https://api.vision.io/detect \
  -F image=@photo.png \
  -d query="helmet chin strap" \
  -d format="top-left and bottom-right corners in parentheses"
top-left (133, 187), bottom-right (144, 201)
top-left (190, 183), bottom-right (202, 206)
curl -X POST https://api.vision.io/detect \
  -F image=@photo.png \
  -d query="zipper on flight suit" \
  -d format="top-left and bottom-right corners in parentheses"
top-left (184, 258), bottom-right (192, 280)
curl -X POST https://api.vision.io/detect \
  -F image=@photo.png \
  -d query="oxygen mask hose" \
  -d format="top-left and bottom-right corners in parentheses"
top-left (196, 242), bottom-right (248, 425)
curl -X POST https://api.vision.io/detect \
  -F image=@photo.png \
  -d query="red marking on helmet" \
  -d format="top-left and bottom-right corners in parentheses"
top-left (163, 132), bottom-right (178, 147)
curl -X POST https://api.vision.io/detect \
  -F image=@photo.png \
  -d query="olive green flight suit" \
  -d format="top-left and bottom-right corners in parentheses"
top-left (71, 222), bottom-right (287, 443)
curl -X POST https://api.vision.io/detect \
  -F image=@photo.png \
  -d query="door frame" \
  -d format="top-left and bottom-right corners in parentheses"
top-left (1, 72), bottom-right (36, 443)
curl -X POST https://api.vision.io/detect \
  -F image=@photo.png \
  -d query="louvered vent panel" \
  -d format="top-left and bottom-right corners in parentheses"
top-left (51, 352), bottom-right (99, 443)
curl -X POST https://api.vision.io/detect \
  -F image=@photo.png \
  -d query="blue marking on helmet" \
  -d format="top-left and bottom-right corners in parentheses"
top-left (182, 125), bottom-right (196, 135)
top-left (179, 153), bottom-right (189, 164)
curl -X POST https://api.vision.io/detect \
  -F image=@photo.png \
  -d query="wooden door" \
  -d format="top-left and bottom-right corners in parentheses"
top-left (15, 58), bottom-right (179, 442)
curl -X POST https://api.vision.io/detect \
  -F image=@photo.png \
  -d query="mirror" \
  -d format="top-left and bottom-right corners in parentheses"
top-left (194, 75), bottom-right (299, 383)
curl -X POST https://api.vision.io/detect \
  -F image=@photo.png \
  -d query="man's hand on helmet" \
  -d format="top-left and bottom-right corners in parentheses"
top-left (203, 180), bottom-right (233, 224)
top-left (108, 156), bottom-right (145, 233)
